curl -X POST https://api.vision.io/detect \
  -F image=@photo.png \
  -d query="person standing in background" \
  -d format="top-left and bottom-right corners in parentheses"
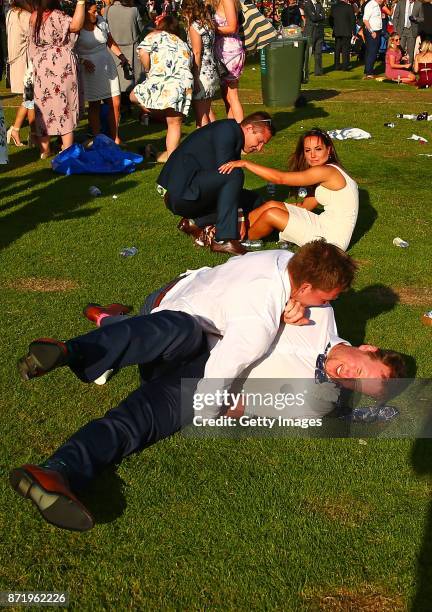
top-left (303, 0), bottom-right (325, 80)
top-left (392, 0), bottom-right (424, 63)
top-left (362, 0), bottom-right (384, 77)
top-left (329, 0), bottom-right (356, 70)
top-left (104, 0), bottom-right (145, 113)
top-left (6, 0), bottom-right (36, 146)
top-left (281, 0), bottom-right (304, 27)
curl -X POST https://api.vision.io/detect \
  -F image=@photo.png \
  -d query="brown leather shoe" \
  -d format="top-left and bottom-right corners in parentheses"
top-left (9, 464), bottom-right (94, 531)
top-left (210, 239), bottom-right (247, 256)
top-left (18, 338), bottom-right (69, 381)
top-left (177, 217), bottom-right (201, 239)
top-left (83, 303), bottom-right (132, 325)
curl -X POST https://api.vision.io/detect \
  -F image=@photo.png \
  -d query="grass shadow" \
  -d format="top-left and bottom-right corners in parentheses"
top-left (80, 466), bottom-right (127, 525)
top-left (350, 187), bottom-right (377, 248)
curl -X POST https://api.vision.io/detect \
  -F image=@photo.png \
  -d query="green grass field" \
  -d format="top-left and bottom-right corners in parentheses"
top-left (1, 50), bottom-right (432, 610)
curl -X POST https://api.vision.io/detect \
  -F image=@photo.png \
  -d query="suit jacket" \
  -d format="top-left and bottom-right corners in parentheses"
top-left (329, 1), bottom-right (356, 37)
top-left (303, 0), bottom-right (326, 39)
top-left (157, 119), bottom-right (244, 201)
top-left (393, 0), bottom-right (424, 37)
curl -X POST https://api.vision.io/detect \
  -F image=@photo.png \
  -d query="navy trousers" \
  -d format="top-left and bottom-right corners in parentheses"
top-left (166, 169), bottom-right (263, 241)
top-left (364, 30), bottom-right (381, 75)
top-left (48, 311), bottom-right (209, 490)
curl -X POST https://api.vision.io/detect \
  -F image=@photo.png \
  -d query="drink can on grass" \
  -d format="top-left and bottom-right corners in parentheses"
top-left (120, 247), bottom-right (138, 257)
top-left (393, 237), bottom-right (409, 248)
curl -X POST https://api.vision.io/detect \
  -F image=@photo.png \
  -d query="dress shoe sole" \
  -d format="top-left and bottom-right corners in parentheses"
top-left (17, 340), bottom-right (67, 381)
top-left (82, 303), bottom-right (132, 322)
top-left (10, 468), bottom-right (94, 532)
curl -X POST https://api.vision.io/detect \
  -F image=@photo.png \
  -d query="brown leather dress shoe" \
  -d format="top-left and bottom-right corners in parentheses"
top-left (177, 217), bottom-right (201, 239)
top-left (83, 303), bottom-right (132, 325)
top-left (9, 464), bottom-right (94, 531)
top-left (18, 338), bottom-right (69, 381)
top-left (210, 239), bottom-right (248, 256)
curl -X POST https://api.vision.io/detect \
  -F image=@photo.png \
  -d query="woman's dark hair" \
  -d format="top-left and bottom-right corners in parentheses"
top-left (288, 127), bottom-right (342, 171)
top-left (10, 0), bottom-right (35, 11)
top-left (33, 0), bottom-right (61, 43)
top-left (182, 0), bottom-right (214, 32)
top-left (155, 15), bottom-right (181, 36)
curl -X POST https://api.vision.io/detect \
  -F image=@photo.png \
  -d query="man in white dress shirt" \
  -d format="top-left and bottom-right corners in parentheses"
top-left (11, 297), bottom-right (406, 531)
top-left (363, 0), bottom-right (385, 77)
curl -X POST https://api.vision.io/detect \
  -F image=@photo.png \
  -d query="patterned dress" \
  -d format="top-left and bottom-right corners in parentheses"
top-left (188, 22), bottom-right (219, 101)
top-left (214, 12), bottom-right (245, 83)
top-left (28, 10), bottom-right (79, 136)
top-left (133, 31), bottom-right (193, 115)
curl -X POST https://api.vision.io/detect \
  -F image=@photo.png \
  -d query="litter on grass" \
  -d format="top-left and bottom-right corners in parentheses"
top-left (327, 128), bottom-right (371, 140)
top-left (393, 237), bottom-right (410, 248)
top-left (408, 134), bottom-right (428, 143)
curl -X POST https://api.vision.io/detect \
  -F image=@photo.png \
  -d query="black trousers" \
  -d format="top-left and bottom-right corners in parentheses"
top-left (48, 311), bottom-right (210, 491)
top-left (167, 168), bottom-right (263, 241)
top-left (334, 36), bottom-right (351, 70)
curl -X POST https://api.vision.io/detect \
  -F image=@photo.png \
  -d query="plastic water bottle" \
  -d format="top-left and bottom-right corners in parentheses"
top-left (396, 113), bottom-right (417, 119)
top-left (89, 186), bottom-right (102, 196)
top-left (350, 405), bottom-right (399, 423)
top-left (241, 240), bottom-right (263, 249)
top-left (384, 123), bottom-right (395, 128)
top-left (393, 237), bottom-right (409, 248)
top-left (120, 247), bottom-right (138, 257)
top-left (266, 183), bottom-right (276, 197)
top-left (298, 187), bottom-right (308, 198)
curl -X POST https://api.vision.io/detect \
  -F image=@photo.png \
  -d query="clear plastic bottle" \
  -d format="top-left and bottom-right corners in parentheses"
top-left (241, 240), bottom-right (263, 249)
top-left (120, 247), bottom-right (138, 257)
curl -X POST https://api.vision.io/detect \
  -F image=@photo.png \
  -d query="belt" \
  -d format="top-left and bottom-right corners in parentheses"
top-left (153, 277), bottom-right (182, 309)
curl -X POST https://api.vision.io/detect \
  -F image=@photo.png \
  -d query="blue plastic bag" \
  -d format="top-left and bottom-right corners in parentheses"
top-left (51, 134), bottom-right (143, 175)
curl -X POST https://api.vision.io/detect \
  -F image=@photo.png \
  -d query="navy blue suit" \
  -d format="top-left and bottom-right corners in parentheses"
top-left (157, 119), bottom-right (263, 241)
top-left (47, 310), bottom-right (210, 490)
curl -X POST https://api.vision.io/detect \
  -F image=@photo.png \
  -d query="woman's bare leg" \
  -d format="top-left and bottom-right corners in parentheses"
top-left (105, 95), bottom-right (121, 144)
top-left (248, 203), bottom-right (289, 239)
top-left (10, 105), bottom-right (28, 144)
top-left (61, 132), bottom-right (74, 150)
top-left (165, 111), bottom-right (183, 158)
top-left (88, 101), bottom-right (101, 136)
top-left (223, 80), bottom-right (244, 123)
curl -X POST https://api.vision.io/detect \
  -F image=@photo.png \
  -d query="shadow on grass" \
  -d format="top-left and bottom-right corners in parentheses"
top-left (334, 284), bottom-right (400, 346)
top-left (350, 187), bottom-right (377, 248)
top-left (302, 88), bottom-right (340, 102)
top-left (0, 167), bottom-right (141, 251)
top-left (80, 466), bottom-right (127, 525)
top-left (271, 102), bottom-right (329, 132)
top-left (411, 403), bottom-right (432, 611)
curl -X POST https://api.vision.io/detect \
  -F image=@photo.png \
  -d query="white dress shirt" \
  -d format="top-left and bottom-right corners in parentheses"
top-left (153, 250), bottom-right (293, 416)
top-left (363, 0), bottom-right (382, 31)
top-left (404, 0), bottom-right (414, 28)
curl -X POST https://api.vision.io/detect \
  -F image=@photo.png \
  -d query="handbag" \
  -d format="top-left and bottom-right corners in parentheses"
top-left (238, 0), bottom-right (279, 54)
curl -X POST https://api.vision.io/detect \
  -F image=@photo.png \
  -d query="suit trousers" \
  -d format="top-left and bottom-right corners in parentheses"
top-left (48, 310), bottom-right (209, 490)
top-left (167, 168), bottom-right (262, 241)
top-left (334, 36), bottom-right (351, 69)
top-left (364, 29), bottom-right (381, 75)
top-left (305, 34), bottom-right (323, 77)
top-left (400, 27), bottom-right (416, 62)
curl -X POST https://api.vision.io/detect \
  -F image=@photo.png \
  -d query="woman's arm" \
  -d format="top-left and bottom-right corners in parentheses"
top-left (293, 196), bottom-right (319, 210)
top-left (189, 24), bottom-right (203, 91)
top-left (107, 33), bottom-right (128, 65)
top-left (387, 51), bottom-right (411, 69)
top-left (219, 159), bottom-right (335, 187)
top-left (69, 0), bottom-right (86, 33)
top-left (138, 47), bottom-right (151, 72)
top-left (215, 0), bottom-right (238, 35)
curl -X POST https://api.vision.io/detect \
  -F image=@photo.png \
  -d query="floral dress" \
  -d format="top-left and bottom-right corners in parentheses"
top-left (28, 10), bottom-right (79, 136)
top-left (188, 22), bottom-right (219, 101)
top-left (133, 30), bottom-right (193, 115)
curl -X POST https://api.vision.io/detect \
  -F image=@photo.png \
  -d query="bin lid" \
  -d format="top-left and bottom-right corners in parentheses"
top-left (266, 37), bottom-right (308, 48)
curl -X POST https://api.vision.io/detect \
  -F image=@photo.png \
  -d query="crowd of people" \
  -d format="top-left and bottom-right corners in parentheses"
top-left (0, 0), bottom-right (421, 535)
top-left (0, 0), bottom-right (430, 164)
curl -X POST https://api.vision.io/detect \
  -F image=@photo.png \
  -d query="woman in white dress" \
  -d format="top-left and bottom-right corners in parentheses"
top-left (182, 0), bottom-right (218, 127)
top-left (219, 128), bottom-right (359, 251)
top-left (75, 0), bottom-right (129, 143)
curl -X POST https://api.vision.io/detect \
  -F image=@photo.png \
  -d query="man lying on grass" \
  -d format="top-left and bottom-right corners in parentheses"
top-left (11, 284), bottom-right (405, 532)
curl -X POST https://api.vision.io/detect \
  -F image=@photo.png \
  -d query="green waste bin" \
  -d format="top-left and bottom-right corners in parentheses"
top-left (260, 38), bottom-right (307, 107)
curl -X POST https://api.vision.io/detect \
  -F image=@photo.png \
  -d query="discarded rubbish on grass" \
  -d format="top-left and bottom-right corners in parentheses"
top-left (241, 240), bottom-right (263, 249)
top-left (112, 195), bottom-right (118, 199)
top-left (327, 128), bottom-right (371, 140)
top-left (393, 237), bottom-right (409, 248)
top-left (89, 186), bottom-right (102, 196)
top-left (408, 134), bottom-right (428, 143)
top-left (348, 405), bottom-right (400, 423)
top-left (397, 112), bottom-right (431, 121)
top-left (421, 311), bottom-right (432, 327)
top-left (418, 154), bottom-right (432, 157)
top-left (384, 122), bottom-right (395, 128)
top-left (120, 247), bottom-right (138, 257)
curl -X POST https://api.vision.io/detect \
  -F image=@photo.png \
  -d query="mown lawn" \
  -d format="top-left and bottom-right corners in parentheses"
top-left (1, 50), bottom-right (431, 610)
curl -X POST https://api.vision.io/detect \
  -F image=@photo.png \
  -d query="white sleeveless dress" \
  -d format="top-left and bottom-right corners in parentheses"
top-left (279, 164), bottom-right (359, 251)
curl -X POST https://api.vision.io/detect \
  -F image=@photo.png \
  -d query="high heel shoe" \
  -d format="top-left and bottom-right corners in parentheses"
top-left (6, 126), bottom-right (25, 147)
top-left (40, 151), bottom-right (53, 160)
